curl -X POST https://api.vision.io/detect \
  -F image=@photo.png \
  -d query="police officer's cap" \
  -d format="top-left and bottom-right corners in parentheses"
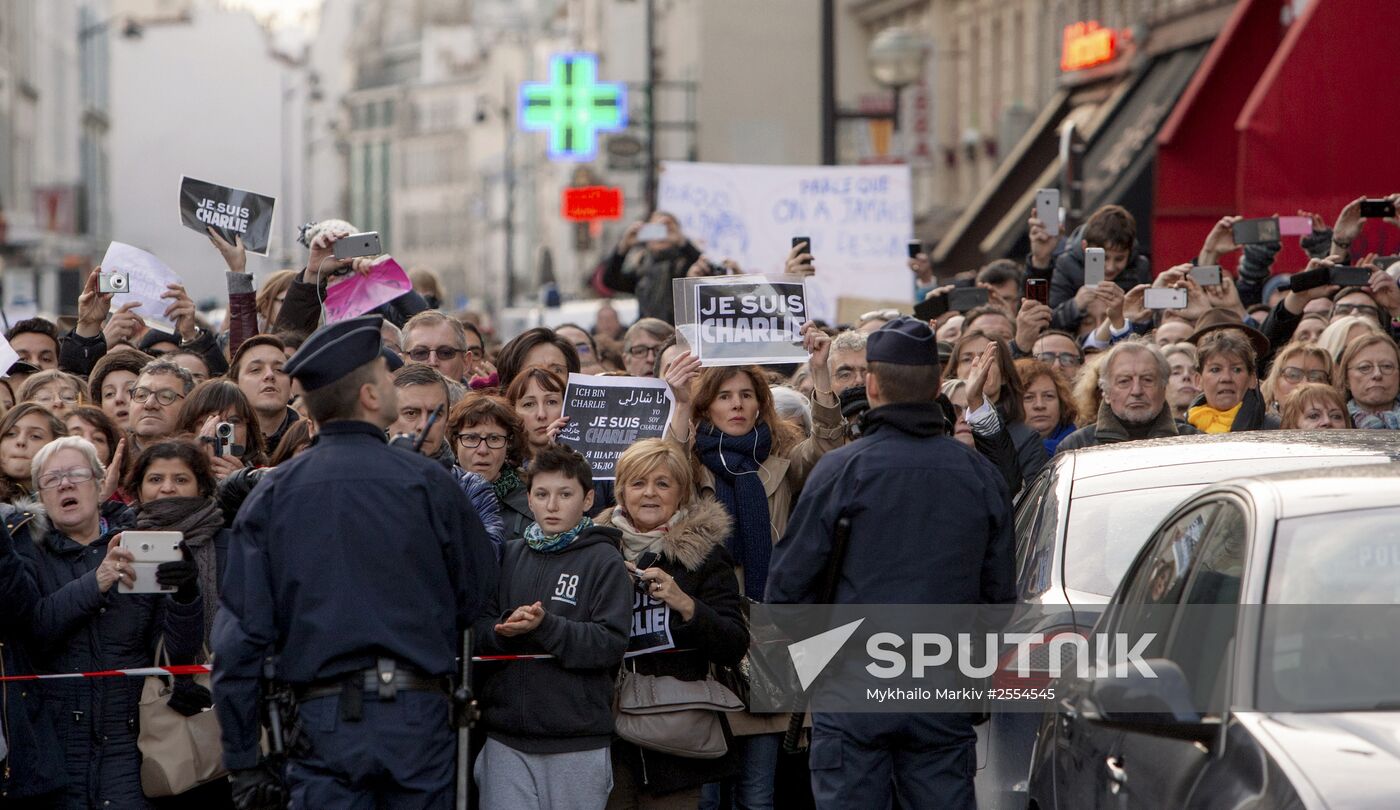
top-left (284, 314), bottom-right (386, 391)
top-left (866, 316), bottom-right (938, 367)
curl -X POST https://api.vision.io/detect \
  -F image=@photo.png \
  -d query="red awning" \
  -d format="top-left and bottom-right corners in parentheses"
top-left (1155, 0), bottom-right (1400, 273)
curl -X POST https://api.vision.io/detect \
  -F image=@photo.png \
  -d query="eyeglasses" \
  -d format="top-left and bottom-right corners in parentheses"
top-left (1280, 367), bottom-right (1331, 384)
top-left (456, 432), bottom-right (509, 449)
top-left (37, 467), bottom-right (95, 490)
top-left (1333, 303), bottom-right (1381, 320)
top-left (34, 392), bottom-right (80, 405)
top-left (859, 309), bottom-right (901, 324)
top-left (1037, 352), bottom-right (1084, 367)
top-left (130, 387), bottom-right (185, 406)
top-left (1349, 361), bottom-right (1399, 377)
top-left (626, 345), bottom-right (661, 359)
top-left (407, 346), bottom-right (466, 362)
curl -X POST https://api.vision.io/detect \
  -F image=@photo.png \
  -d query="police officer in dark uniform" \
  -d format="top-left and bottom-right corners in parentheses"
top-left (766, 316), bottom-right (1015, 810)
top-left (212, 314), bottom-right (498, 809)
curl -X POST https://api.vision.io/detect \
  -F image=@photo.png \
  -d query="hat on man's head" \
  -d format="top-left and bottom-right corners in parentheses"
top-left (381, 345), bottom-right (404, 372)
top-left (139, 329), bottom-right (179, 353)
top-left (284, 314), bottom-right (385, 391)
top-left (866, 316), bottom-right (939, 367)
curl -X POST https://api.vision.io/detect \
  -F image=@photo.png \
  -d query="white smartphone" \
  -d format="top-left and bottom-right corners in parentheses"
top-left (118, 531), bottom-right (184, 595)
top-left (332, 231), bottom-right (382, 260)
top-left (1083, 247), bottom-right (1106, 287)
top-left (1035, 189), bottom-right (1061, 237)
top-left (1144, 288), bottom-right (1188, 310)
top-left (637, 223), bottom-right (669, 242)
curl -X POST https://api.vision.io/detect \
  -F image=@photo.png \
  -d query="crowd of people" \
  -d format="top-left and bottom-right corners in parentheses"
top-left (0, 190), bottom-right (1398, 809)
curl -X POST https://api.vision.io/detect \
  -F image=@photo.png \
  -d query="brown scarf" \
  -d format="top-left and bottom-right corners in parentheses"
top-left (135, 496), bottom-right (224, 649)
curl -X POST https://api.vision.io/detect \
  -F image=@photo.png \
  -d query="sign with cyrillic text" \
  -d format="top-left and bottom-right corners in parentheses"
top-left (557, 374), bottom-right (675, 480)
top-left (178, 176), bottom-right (277, 255)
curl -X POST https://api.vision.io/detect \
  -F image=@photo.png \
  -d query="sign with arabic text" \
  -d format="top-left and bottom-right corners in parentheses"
top-left (557, 374), bottom-right (675, 480)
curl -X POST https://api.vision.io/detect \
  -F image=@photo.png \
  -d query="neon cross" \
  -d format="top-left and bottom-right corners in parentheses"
top-left (519, 53), bottom-right (627, 162)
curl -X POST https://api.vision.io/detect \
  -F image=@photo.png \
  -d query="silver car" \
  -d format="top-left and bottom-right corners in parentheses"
top-left (977, 431), bottom-right (1400, 810)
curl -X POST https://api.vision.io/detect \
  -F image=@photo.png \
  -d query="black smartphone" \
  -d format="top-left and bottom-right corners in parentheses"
top-left (1231, 217), bottom-right (1280, 245)
top-left (1360, 199), bottom-right (1397, 218)
top-left (907, 240), bottom-right (923, 259)
top-left (1288, 267), bottom-right (1331, 293)
top-left (1025, 278), bottom-right (1049, 305)
top-left (1330, 266), bottom-right (1372, 287)
top-left (914, 296), bottom-right (948, 322)
top-left (792, 236), bottom-right (811, 251)
top-left (948, 287), bottom-right (990, 312)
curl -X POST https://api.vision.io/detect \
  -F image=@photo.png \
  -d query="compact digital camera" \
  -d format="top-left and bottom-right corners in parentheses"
top-left (99, 271), bottom-right (130, 294)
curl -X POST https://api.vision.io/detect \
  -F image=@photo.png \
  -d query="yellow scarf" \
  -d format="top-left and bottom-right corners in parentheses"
top-left (1188, 402), bottom-right (1242, 434)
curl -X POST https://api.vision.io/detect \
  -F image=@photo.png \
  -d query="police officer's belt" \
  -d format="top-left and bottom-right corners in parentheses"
top-left (297, 659), bottom-right (448, 701)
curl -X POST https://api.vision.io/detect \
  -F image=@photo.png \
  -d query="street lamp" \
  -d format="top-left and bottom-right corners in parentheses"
top-left (867, 26), bottom-right (929, 130)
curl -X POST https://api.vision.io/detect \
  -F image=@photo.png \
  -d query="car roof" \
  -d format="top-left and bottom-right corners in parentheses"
top-left (1060, 431), bottom-right (1400, 498)
top-left (1225, 463), bottom-right (1400, 519)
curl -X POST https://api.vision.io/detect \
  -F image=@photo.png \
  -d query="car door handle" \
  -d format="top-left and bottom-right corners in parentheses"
top-left (1105, 755), bottom-right (1127, 794)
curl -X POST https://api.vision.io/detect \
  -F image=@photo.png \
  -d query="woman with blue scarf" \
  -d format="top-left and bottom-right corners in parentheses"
top-left (663, 321), bottom-right (845, 810)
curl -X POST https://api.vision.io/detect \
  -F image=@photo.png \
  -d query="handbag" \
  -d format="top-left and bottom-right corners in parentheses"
top-left (137, 640), bottom-right (227, 797)
top-left (614, 666), bottom-right (744, 759)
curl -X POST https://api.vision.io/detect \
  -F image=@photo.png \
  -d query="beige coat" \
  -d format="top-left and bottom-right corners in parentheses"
top-left (691, 394), bottom-right (845, 735)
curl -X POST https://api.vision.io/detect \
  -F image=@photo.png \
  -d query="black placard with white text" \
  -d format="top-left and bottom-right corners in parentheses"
top-left (557, 374), bottom-right (675, 480)
top-left (178, 176), bottom-right (277, 255)
top-left (690, 278), bottom-right (809, 366)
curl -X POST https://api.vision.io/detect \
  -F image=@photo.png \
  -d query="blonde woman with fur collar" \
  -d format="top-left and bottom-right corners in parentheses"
top-left (596, 439), bottom-right (748, 808)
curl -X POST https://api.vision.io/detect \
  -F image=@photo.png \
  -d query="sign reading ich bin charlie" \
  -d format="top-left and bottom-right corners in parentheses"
top-left (684, 276), bottom-right (809, 366)
top-left (557, 374), bottom-right (675, 480)
top-left (178, 176), bottom-right (277, 256)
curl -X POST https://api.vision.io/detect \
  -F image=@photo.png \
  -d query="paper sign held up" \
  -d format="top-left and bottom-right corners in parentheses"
top-left (99, 242), bottom-right (183, 331)
top-left (557, 373), bottom-right (675, 480)
top-left (322, 256), bottom-right (413, 323)
top-left (178, 176), bottom-right (277, 256)
top-left (673, 275), bottom-right (811, 367)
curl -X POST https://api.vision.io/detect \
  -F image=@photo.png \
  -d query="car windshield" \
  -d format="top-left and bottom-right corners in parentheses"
top-left (1063, 485), bottom-right (1203, 596)
top-left (1256, 507), bottom-right (1400, 712)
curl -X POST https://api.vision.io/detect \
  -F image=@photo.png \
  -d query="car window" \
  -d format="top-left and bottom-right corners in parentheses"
top-left (1163, 501), bottom-right (1247, 715)
top-left (1015, 470), bottom-right (1057, 599)
top-left (1107, 502), bottom-right (1220, 663)
top-left (1257, 506), bottom-right (1400, 712)
top-left (1062, 485), bottom-right (1203, 596)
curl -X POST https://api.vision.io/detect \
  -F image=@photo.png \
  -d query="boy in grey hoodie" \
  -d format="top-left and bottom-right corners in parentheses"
top-left (474, 445), bottom-right (632, 810)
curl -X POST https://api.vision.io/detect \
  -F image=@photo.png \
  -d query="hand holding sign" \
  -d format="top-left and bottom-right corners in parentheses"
top-left (161, 284), bottom-right (199, 342)
top-left (103, 302), bottom-right (144, 348)
top-left (179, 177), bottom-right (276, 255)
top-left (99, 242), bottom-right (184, 332)
top-left (206, 227), bottom-right (247, 274)
top-left (629, 562), bottom-right (696, 622)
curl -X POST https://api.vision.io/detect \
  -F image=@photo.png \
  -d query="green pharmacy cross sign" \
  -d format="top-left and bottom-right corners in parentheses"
top-left (519, 53), bottom-right (627, 161)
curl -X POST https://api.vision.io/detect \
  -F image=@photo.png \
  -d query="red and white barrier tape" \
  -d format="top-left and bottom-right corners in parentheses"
top-left (0, 649), bottom-right (686, 682)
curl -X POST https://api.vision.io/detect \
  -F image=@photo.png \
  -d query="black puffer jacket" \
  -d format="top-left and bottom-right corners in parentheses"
top-left (598, 242), bottom-right (703, 324)
top-left (1046, 224), bottom-right (1152, 332)
top-left (596, 499), bottom-right (748, 796)
top-left (10, 503), bottom-right (203, 809)
top-left (0, 517), bottom-right (65, 803)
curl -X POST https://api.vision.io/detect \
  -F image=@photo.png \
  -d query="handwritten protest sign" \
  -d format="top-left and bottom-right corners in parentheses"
top-left (657, 161), bottom-right (912, 321)
top-left (674, 276), bottom-right (809, 366)
top-left (557, 374), bottom-right (674, 480)
top-left (99, 242), bottom-right (182, 331)
top-left (323, 256), bottom-right (413, 323)
top-left (626, 593), bottom-right (674, 658)
top-left (178, 176), bottom-right (277, 255)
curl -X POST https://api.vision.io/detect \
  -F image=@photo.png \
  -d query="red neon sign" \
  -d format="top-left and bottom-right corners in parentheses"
top-left (1061, 21), bottom-right (1116, 72)
top-left (562, 186), bottom-right (624, 221)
